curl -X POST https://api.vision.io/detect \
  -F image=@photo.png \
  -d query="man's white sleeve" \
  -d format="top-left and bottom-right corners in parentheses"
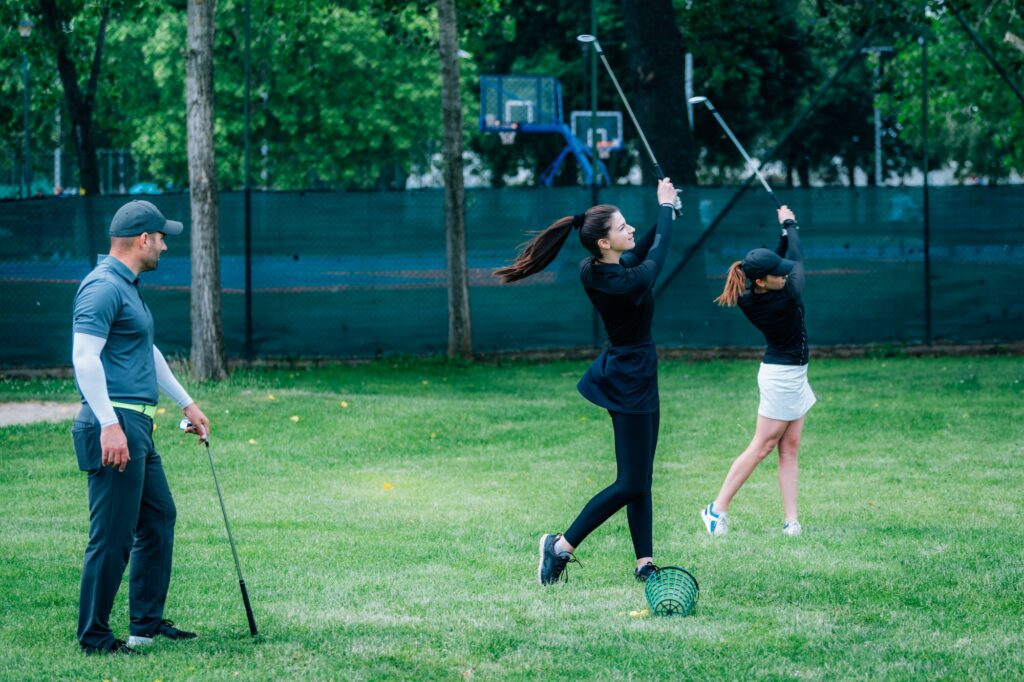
top-left (72, 332), bottom-right (118, 427)
top-left (153, 346), bottom-right (193, 408)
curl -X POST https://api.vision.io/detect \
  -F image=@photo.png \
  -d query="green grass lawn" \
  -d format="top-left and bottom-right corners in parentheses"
top-left (1, 355), bottom-right (1022, 680)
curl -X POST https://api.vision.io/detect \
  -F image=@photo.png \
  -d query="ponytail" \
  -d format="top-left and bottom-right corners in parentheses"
top-left (494, 204), bottom-right (619, 284)
top-left (493, 217), bottom-right (574, 284)
top-left (714, 261), bottom-right (746, 307)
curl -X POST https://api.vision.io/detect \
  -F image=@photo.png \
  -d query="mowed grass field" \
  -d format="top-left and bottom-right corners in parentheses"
top-left (1, 355), bottom-right (1022, 680)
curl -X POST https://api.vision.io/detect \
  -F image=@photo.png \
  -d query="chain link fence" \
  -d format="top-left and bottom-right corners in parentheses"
top-left (1, 186), bottom-right (1021, 367)
top-left (0, 148), bottom-right (148, 200)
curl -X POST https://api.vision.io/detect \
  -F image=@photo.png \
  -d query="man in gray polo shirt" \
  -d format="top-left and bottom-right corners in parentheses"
top-left (71, 200), bottom-right (211, 656)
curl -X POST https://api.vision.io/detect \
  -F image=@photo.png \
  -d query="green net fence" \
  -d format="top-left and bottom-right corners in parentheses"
top-left (1, 185), bottom-right (1021, 367)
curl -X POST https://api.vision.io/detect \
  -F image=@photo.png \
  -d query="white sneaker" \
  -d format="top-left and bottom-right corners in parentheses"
top-left (127, 635), bottom-right (154, 646)
top-left (782, 521), bottom-right (802, 537)
top-left (701, 503), bottom-right (728, 536)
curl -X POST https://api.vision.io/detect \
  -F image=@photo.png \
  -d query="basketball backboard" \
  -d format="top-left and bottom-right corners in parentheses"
top-left (480, 75), bottom-right (563, 132)
top-left (570, 111), bottom-right (624, 152)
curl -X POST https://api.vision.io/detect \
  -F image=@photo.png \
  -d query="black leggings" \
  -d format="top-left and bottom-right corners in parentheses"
top-left (564, 409), bottom-right (660, 559)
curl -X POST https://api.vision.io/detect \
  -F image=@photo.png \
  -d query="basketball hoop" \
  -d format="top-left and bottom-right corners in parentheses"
top-left (499, 130), bottom-right (517, 145)
top-left (597, 141), bottom-right (613, 160)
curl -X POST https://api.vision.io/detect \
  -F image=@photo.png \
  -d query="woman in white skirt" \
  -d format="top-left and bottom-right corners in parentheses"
top-left (701, 205), bottom-right (815, 537)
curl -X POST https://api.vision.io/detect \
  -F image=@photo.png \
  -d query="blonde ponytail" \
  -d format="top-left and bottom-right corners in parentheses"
top-left (714, 261), bottom-right (746, 307)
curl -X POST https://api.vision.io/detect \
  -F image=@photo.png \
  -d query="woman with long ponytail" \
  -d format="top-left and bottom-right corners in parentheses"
top-left (702, 205), bottom-right (815, 538)
top-left (496, 178), bottom-right (680, 586)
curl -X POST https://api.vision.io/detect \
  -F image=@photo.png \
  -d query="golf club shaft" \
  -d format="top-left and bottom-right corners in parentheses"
top-left (587, 40), bottom-right (663, 179)
top-left (205, 441), bottom-right (258, 637)
top-left (583, 37), bottom-right (681, 214)
top-left (703, 102), bottom-right (781, 208)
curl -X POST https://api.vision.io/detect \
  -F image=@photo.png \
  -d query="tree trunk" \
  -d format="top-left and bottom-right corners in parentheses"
top-left (798, 161), bottom-right (811, 188)
top-left (186, 0), bottom-right (227, 380)
top-left (438, 0), bottom-right (472, 358)
top-left (626, 0), bottom-right (706, 314)
top-left (619, 0), bottom-right (696, 186)
top-left (38, 0), bottom-right (107, 196)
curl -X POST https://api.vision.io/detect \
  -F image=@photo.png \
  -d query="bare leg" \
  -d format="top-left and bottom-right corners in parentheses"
top-left (777, 416), bottom-right (805, 522)
top-left (713, 416), bottom-right (790, 513)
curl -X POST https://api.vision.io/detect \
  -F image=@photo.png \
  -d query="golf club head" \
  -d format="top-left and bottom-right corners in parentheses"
top-left (688, 96), bottom-right (713, 110)
top-left (576, 33), bottom-right (603, 53)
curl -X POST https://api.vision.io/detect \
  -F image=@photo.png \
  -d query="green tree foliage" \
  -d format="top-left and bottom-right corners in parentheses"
top-left (683, 0), bottom-right (918, 187)
top-left (106, 0), bottom-right (482, 191)
top-left (881, 0), bottom-right (1024, 182)
top-left (0, 0), bottom-right (116, 194)
top-left (461, 0), bottom-right (856, 187)
top-left (3, 0), bottom-right (1023, 192)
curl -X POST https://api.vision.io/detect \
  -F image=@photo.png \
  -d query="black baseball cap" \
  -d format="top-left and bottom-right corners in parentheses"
top-left (109, 200), bottom-right (184, 237)
top-left (741, 248), bottom-right (796, 281)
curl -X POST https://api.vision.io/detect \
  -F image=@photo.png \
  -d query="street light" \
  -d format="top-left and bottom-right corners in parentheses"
top-left (18, 19), bottom-right (33, 199)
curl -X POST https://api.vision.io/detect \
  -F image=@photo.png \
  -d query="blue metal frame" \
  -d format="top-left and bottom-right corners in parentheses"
top-left (539, 124), bottom-right (611, 187)
top-left (479, 75), bottom-right (612, 186)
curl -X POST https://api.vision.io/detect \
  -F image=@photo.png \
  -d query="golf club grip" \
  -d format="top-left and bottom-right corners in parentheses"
top-left (239, 579), bottom-right (258, 636)
top-left (650, 163), bottom-right (683, 216)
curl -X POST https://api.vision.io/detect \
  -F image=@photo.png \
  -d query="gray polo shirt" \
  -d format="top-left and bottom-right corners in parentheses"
top-left (73, 256), bottom-right (158, 404)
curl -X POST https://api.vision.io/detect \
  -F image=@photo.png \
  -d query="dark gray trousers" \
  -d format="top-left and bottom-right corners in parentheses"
top-left (73, 406), bottom-right (177, 649)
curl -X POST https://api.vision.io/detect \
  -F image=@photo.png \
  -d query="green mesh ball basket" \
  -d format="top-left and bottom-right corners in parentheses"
top-left (644, 566), bottom-right (699, 616)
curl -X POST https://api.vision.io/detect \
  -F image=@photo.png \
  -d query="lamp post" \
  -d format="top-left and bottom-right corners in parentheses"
top-left (18, 19), bottom-right (33, 199)
top-left (861, 45), bottom-right (892, 186)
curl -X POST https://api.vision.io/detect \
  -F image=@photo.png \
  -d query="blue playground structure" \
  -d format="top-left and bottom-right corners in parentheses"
top-left (479, 75), bottom-right (613, 186)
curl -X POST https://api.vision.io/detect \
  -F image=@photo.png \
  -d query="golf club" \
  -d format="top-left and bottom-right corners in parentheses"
top-left (577, 34), bottom-right (682, 214)
top-left (688, 96), bottom-right (782, 209)
top-left (180, 418), bottom-right (258, 637)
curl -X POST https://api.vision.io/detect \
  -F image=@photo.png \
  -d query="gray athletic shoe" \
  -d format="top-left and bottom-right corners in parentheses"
top-left (537, 533), bottom-right (578, 585)
top-left (782, 520), bottom-right (802, 537)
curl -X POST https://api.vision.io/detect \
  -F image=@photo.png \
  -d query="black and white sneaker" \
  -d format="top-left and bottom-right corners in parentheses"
top-left (81, 639), bottom-right (147, 656)
top-left (537, 533), bottom-right (579, 585)
top-left (634, 561), bottom-right (659, 583)
top-left (128, 619), bottom-right (198, 646)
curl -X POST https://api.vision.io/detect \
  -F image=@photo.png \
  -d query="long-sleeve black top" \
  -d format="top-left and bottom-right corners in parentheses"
top-left (579, 204), bottom-right (675, 346)
top-left (738, 220), bottom-right (808, 365)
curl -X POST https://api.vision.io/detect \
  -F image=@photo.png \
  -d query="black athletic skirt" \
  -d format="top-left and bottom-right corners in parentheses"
top-left (577, 339), bottom-right (659, 414)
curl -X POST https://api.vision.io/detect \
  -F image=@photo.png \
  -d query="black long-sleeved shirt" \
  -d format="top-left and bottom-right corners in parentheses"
top-left (579, 204), bottom-right (674, 346)
top-left (738, 221), bottom-right (808, 365)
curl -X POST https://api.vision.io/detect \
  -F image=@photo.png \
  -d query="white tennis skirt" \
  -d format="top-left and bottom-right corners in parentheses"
top-left (757, 363), bottom-right (816, 421)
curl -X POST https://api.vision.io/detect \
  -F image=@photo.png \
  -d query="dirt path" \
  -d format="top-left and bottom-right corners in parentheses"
top-left (0, 402), bottom-right (80, 427)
